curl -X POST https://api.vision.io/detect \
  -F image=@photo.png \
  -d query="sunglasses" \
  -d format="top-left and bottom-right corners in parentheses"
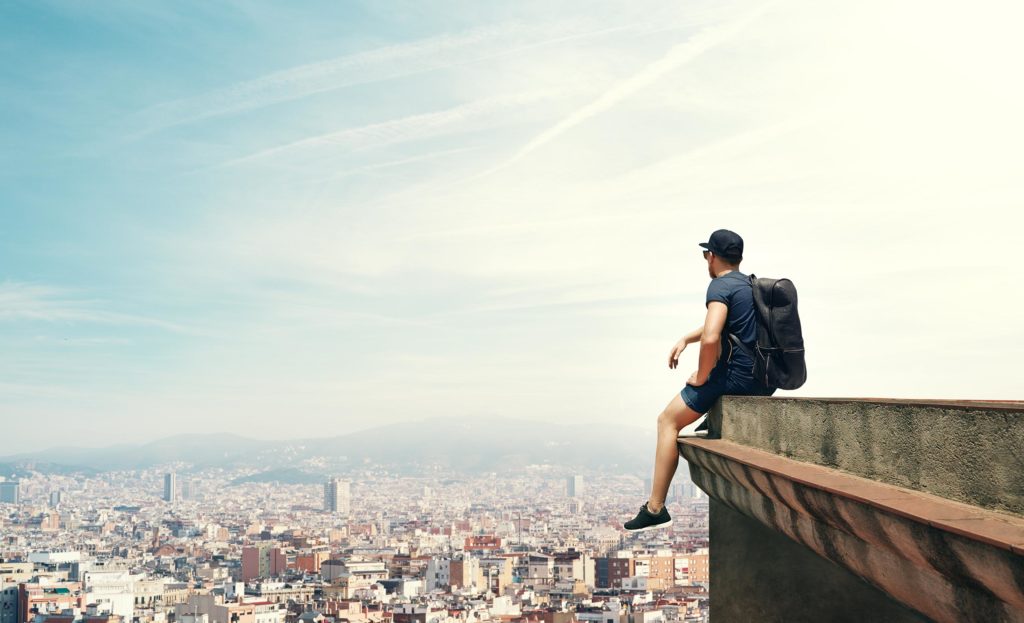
top-left (702, 250), bottom-right (711, 259)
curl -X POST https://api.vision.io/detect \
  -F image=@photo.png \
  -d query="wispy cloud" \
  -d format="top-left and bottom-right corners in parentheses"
top-left (127, 25), bottom-right (519, 137)
top-left (0, 281), bottom-right (192, 334)
top-left (324, 146), bottom-right (482, 178)
top-left (219, 89), bottom-right (562, 168)
top-left (480, 3), bottom-right (774, 177)
top-left (126, 16), bottom-right (706, 139)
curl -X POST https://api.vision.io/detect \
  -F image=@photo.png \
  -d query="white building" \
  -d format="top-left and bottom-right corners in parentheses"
top-left (425, 557), bottom-right (482, 593)
top-left (567, 475), bottom-right (584, 498)
top-left (82, 570), bottom-right (136, 621)
top-left (425, 558), bottom-right (451, 591)
top-left (486, 596), bottom-right (520, 617)
top-left (248, 600), bottom-right (286, 623)
top-left (28, 552), bottom-right (82, 566)
top-left (577, 598), bottom-right (625, 623)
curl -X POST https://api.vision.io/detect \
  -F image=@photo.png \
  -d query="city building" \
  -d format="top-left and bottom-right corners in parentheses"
top-left (633, 555), bottom-right (674, 591)
top-left (391, 604), bottom-right (446, 623)
top-left (322, 560), bottom-right (387, 599)
top-left (323, 479), bottom-right (350, 514)
top-left (1, 563), bottom-right (33, 623)
top-left (463, 536), bottom-right (501, 553)
top-left (162, 474), bottom-right (176, 503)
top-left (241, 544), bottom-right (287, 581)
top-left (596, 555), bottom-right (635, 589)
top-left (567, 476), bottom-right (584, 498)
top-left (81, 570), bottom-right (135, 621)
top-left (176, 595), bottom-right (284, 623)
top-left (686, 549), bottom-right (709, 586)
top-left (17, 582), bottom-right (85, 623)
top-left (294, 551), bottom-right (328, 575)
top-left (0, 482), bottom-right (20, 505)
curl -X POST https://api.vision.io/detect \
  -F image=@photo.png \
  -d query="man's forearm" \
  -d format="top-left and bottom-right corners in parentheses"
top-left (682, 324), bottom-right (704, 345)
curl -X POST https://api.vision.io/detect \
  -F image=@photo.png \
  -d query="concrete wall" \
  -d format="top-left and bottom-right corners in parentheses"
top-left (706, 397), bottom-right (1024, 516)
top-left (709, 499), bottom-right (929, 623)
top-left (686, 397), bottom-right (1024, 622)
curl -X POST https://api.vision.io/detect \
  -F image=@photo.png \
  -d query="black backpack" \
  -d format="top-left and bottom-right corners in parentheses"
top-left (731, 275), bottom-right (807, 390)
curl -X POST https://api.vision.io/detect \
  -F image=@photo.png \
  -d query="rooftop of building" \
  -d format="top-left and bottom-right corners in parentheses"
top-left (679, 396), bottom-right (1024, 622)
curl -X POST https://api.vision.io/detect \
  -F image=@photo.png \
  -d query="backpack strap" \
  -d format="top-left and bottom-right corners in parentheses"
top-left (729, 333), bottom-right (754, 360)
top-left (728, 273), bottom-right (758, 363)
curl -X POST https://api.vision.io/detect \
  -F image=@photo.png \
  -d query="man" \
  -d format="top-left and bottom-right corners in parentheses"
top-left (624, 229), bottom-right (775, 531)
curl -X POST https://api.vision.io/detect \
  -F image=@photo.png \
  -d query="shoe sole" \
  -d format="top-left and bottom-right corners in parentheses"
top-left (678, 432), bottom-right (708, 438)
top-left (624, 520), bottom-right (673, 532)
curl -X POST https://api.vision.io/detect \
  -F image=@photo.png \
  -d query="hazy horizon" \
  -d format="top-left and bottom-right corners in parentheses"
top-left (3, 0), bottom-right (1022, 453)
top-left (0, 413), bottom-right (656, 456)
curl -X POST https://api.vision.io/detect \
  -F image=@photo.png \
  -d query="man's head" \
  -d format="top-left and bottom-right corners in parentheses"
top-left (699, 229), bottom-right (743, 278)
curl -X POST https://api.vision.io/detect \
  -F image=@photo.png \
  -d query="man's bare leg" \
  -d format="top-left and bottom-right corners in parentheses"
top-left (647, 393), bottom-right (703, 512)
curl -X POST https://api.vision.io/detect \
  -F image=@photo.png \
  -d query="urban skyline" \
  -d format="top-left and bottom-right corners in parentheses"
top-left (0, 456), bottom-right (713, 623)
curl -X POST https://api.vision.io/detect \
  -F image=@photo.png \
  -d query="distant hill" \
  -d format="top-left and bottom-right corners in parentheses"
top-left (0, 417), bottom-right (654, 475)
top-left (295, 417), bottom-right (652, 473)
top-left (0, 461), bottom-right (98, 478)
top-left (0, 433), bottom-right (275, 472)
top-left (230, 467), bottom-right (324, 485)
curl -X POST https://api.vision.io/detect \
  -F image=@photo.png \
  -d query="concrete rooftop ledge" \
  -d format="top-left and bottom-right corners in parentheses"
top-left (682, 439), bottom-right (1024, 555)
top-left (702, 396), bottom-right (1024, 516)
top-left (679, 397), bottom-right (1024, 623)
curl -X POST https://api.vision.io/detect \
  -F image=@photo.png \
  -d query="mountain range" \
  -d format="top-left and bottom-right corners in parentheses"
top-left (0, 416), bottom-right (655, 477)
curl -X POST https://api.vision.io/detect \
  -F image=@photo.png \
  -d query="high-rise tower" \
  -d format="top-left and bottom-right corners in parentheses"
top-left (163, 472), bottom-right (177, 502)
top-left (567, 474), bottom-right (584, 498)
top-left (323, 478), bottom-right (350, 514)
top-left (0, 480), bottom-right (19, 504)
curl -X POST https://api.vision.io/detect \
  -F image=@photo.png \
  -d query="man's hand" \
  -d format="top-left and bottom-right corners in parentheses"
top-left (668, 340), bottom-right (688, 369)
top-left (687, 370), bottom-right (706, 387)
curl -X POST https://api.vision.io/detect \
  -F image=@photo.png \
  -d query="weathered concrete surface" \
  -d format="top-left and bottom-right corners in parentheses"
top-left (683, 398), bottom-right (1024, 623)
top-left (705, 397), bottom-right (1024, 516)
top-left (708, 498), bottom-right (929, 623)
top-left (684, 440), bottom-right (1024, 622)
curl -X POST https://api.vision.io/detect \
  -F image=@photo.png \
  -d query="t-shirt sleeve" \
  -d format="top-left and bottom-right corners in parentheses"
top-left (706, 279), bottom-right (730, 307)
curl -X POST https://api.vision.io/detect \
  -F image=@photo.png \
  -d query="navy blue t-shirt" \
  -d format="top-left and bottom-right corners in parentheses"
top-left (705, 270), bottom-right (757, 372)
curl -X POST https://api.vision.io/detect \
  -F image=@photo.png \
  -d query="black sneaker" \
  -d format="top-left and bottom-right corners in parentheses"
top-left (624, 503), bottom-right (672, 531)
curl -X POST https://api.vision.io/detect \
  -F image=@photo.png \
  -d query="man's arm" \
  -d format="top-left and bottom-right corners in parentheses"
top-left (690, 302), bottom-right (728, 385)
top-left (681, 324), bottom-right (704, 345)
top-left (668, 324), bottom-right (704, 369)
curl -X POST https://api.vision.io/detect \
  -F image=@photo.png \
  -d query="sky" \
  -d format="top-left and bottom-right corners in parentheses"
top-left (1, 0), bottom-right (1022, 453)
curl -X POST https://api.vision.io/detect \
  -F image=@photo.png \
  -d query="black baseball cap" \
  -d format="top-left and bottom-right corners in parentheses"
top-left (699, 229), bottom-right (743, 262)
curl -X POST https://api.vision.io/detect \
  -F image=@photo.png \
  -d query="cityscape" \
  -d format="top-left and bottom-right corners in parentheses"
top-left (0, 440), bottom-right (712, 623)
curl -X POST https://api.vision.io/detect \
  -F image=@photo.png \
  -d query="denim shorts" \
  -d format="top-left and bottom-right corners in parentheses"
top-left (681, 363), bottom-right (775, 414)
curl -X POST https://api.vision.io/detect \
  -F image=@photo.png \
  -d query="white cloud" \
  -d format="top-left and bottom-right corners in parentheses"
top-left (219, 89), bottom-right (566, 168)
top-left (0, 281), bottom-right (192, 334)
top-left (126, 9), bottom-right (732, 138)
top-left (483, 2), bottom-right (775, 176)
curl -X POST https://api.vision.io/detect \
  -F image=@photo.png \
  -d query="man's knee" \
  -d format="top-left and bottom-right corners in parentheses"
top-left (658, 404), bottom-right (693, 431)
top-left (659, 398), bottom-right (704, 432)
